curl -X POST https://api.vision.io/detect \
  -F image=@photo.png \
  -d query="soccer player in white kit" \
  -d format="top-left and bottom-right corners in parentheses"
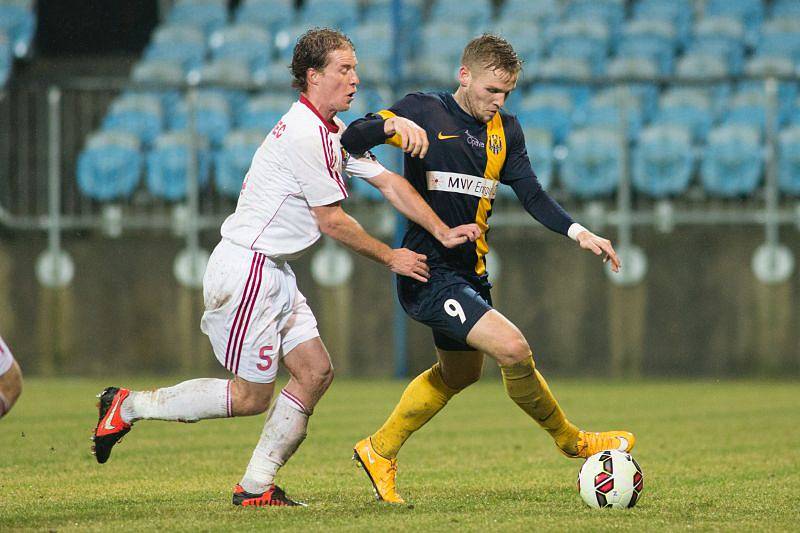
top-left (91, 28), bottom-right (480, 506)
top-left (0, 334), bottom-right (22, 419)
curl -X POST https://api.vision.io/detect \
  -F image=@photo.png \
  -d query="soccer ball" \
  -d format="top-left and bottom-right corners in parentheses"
top-left (577, 450), bottom-right (643, 509)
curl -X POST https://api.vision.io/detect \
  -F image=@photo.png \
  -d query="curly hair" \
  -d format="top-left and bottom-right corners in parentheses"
top-left (290, 28), bottom-right (355, 91)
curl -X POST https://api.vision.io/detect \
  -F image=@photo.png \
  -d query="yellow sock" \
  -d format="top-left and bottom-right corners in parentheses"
top-left (500, 356), bottom-right (580, 455)
top-left (371, 363), bottom-right (460, 459)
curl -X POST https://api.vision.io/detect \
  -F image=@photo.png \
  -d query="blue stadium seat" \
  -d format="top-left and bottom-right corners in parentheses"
top-left (350, 22), bottom-right (394, 68)
top-left (237, 92), bottom-right (294, 130)
top-left (188, 59), bottom-right (250, 113)
top-left (144, 40), bottom-right (206, 77)
top-left (362, 0), bottom-right (423, 43)
top-left (261, 59), bottom-right (293, 88)
top-left (652, 88), bottom-right (714, 143)
top-left (146, 131), bottom-right (211, 201)
top-left (562, 127), bottom-right (623, 198)
top-left (488, 19), bottom-right (543, 65)
top-left (633, 0), bottom-right (693, 44)
top-left (430, 0), bottom-right (493, 28)
top-left (0, 0), bottom-right (35, 58)
top-left (778, 126), bottom-right (800, 195)
top-left (499, 0), bottom-right (560, 26)
top-left (676, 52), bottom-right (730, 80)
top-left (563, 0), bottom-right (625, 36)
top-left (168, 91), bottom-right (232, 146)
top-left (77, 132), bottom-right (143, 201)
top-left (617, 19), bottom-right (677, 75)
top-left (152, 24), bottom-right (206, 49)
top-left (701, 125), bottom-right (763, 197)
top-left (546, 19), bottom-right (609, 75)
top-left (101, 94), bottom-right (164, 146)
top-left (518, 88), bottom-right (574, 144)
top-left (591, 84), bottom-right (656, 125)
top-left (523, 127), bottom-right (554, 190)
top-left (772, 0), bottom-right (800, 18)
top-left (633, 125), bottom-right (694, 198)
top-left (130, 59), bottom-right (184, 112)
top-left (274, 23), bottom-right (312, 61)
top-left (299, 0), bottom-right (357, 30)
top-left (757, 19), bottom-right (800, 62)
top-left (214, 129), bottom-right (263, 198)
top-left (704, 0), bottom-right (764, 45)
top-left (535, 57), bottom-right (592, 108)
top-left (235, 0), bottom-right (295, 33)
top-left (209, 24), bottom-right (271, 75)
top-left (743, 58), bottom-right (797, 125)
top-left (168, 0), bottom-right (228, 36)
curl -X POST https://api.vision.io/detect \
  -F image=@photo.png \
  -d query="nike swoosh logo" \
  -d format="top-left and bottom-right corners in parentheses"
top-left (617, 437), bottom-right (629, 451)
top-left (104, 396), bottom-right (122, 431)
top-left (437, 132), bottom-right (459, 140)
top-left (366, 448), bottom-right (376, 465)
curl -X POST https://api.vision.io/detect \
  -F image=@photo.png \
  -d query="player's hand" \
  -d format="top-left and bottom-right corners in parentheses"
top-left (384, 116), bottom-right (429, 159)
top-left (437, 223), bottom-right (482, 248)
top-left (388, 248), bottom-right (429, 282)
top-left (576, 230), bottom-right (621, 273)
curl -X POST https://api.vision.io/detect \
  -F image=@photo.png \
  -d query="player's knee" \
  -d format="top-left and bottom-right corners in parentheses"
top-left (306, 363), bottom-right (334, 393)
top-left (234, 388), bottom-right (272, 416)
top-left (495, 337), bottom-right (532, 366)
top-left (446, 370), bottom-right (481, 390)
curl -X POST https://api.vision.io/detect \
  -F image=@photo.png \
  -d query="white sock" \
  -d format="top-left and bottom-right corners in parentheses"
top-left (121, 378), bottom-right (232, 423)
top-left (239, 389), bottom-right (309, 494)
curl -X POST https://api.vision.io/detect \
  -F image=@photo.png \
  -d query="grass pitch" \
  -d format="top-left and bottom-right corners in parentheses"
top-left (1, 377), bottom-right (799, 531)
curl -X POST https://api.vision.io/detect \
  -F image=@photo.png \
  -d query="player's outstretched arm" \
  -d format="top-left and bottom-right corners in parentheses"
top-left (573, 228), bottom-right (622, 272)
top-left (312, 203), bottom-right (431, 282)
top-left (341, 115), bottom-right (428, 158)
top-left (367, 170), bottom-right (480, 248)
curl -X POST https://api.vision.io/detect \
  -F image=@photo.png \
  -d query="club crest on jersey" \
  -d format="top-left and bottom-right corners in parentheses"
top-left (488, 133), bottom-right (503, 155)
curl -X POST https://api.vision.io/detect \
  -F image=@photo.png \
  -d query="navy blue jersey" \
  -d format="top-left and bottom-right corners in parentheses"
top-left (343, 91), bottom-right (573, 278)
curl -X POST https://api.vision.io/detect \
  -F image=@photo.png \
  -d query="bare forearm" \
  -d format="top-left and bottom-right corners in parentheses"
top-left (380, 179), bottom-right (447, 242)
top-left (322, 211), bottom-right (392, 266)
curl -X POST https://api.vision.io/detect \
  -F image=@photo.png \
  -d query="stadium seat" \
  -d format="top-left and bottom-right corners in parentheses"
top-left (235, 0), bottom-right (295, 33)
top-left (633, 0), bottom-right (693, 44)
top-left (101, 94), bottom-right (164, 146)
top-left (589, 85), bottom-right (655, 126)
top-left (535, 57), bottom-right (593, 109)
top-left (632, 125), bottom-right (694, 198)
top-left (146, 131), bottom-right (212, 201)
top-left (299, 0), bottom-right (357, 30)
top-left (499, 0), bottom-right (560, 26)
top-left (77, 132), bottom-right (143, 201)
top-left (488, 19), bottom-right (542, 64)
top-left (168, 91), bottom-right (232, 146)
top-left (757, 19), bottom-right (800, 62)
top-left (563, 0), bottom-right (625, 35)
top-left (237, 92), bottom-right (294, 130)
top-left (152, 24), bottom-right (206, 49)
top-left (188, 59), bottom-right (250, 113)
top-left (704, 0), bottom-right (764, 45)
top-left (701, 125), bottom-right (763, 197)
top-left (652, 88), bottom-right (714, 143)
top-left (209, 24), bottom-right (271, 76)
top-left (273, 23), bottom-right (313, 61)
top-left (616, 19), bottom-right (677, 75)
top-left (518, 89), bottom-right (574, 144)
top-left (214, 129), bottom-right (263, 198)
top-left (144, 40), bottom-right (206, 77)
top-left (688, 32), bottom-right (745, 75)
top-left (130, 59), bottom-right (184, 112)
top-left (772, 0), bottom-right (800, 18)
top-left (546, 19), bottom-right (609, 75)
top-left (676, 52), bottom-right (730, 80)
top-left (260, 59), bottom-right (293, 88)
top-left (429, 0), bottom-right (493, 28)
top-left (0, 0), bottom-right (35, 58)
top-left (778, 126), bottom-right (800, 195)
top-left (168, 0), bottom-right (228, 36)
top-left (561, 127), bottom-right (623, 198)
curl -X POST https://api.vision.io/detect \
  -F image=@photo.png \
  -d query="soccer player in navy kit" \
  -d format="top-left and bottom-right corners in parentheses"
top-left (342, 34), bottom-right (635, 503)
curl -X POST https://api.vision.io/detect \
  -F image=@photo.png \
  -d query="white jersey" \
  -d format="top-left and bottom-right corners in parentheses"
top-left (220, 95), bottom-right (385, 260)
top-left (0, 334), bottom-right (13, 375)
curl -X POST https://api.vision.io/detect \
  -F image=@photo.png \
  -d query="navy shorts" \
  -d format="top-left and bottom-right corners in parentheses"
top-left (397, 267), bottom-right (493, 351)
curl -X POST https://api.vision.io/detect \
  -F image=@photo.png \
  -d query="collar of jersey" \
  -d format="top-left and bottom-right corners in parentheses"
top-left (299, 94), bottom-right (340, 133)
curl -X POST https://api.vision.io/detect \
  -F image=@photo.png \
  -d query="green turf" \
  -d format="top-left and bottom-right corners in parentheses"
top-left (1, 377), bottom-right (799, 531)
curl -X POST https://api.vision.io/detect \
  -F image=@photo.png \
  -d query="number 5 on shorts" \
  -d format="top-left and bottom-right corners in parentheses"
top-left (257, 345), bottom-right (274, 371)
top-left (444, 299), bottom-right (466, 324)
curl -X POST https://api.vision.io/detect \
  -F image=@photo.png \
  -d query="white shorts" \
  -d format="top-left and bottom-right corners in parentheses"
top-left (201, 239), bottom-right (320, 384)
top-left (0, 335), bottom-right (14, 376)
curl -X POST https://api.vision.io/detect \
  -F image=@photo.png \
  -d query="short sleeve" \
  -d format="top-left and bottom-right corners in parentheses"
top-left (289, 126), bottom-right (348, 206)
top-left (343, 149), bottom-right (386, 180)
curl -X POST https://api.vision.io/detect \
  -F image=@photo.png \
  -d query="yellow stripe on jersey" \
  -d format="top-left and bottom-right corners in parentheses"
top-left (377, 109), bottom-right (403, 148)
top-left (474, 113), bottom-right (507, 276)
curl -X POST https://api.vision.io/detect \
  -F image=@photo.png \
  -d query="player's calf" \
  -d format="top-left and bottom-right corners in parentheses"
top-left (0, 360), bottom-right (22, 419)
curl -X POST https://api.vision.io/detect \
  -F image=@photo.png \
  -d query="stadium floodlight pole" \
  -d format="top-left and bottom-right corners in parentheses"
top-left (391, 0), bottom-right (408, 378)
top-left (35, 86), bottom-right (74, 288)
